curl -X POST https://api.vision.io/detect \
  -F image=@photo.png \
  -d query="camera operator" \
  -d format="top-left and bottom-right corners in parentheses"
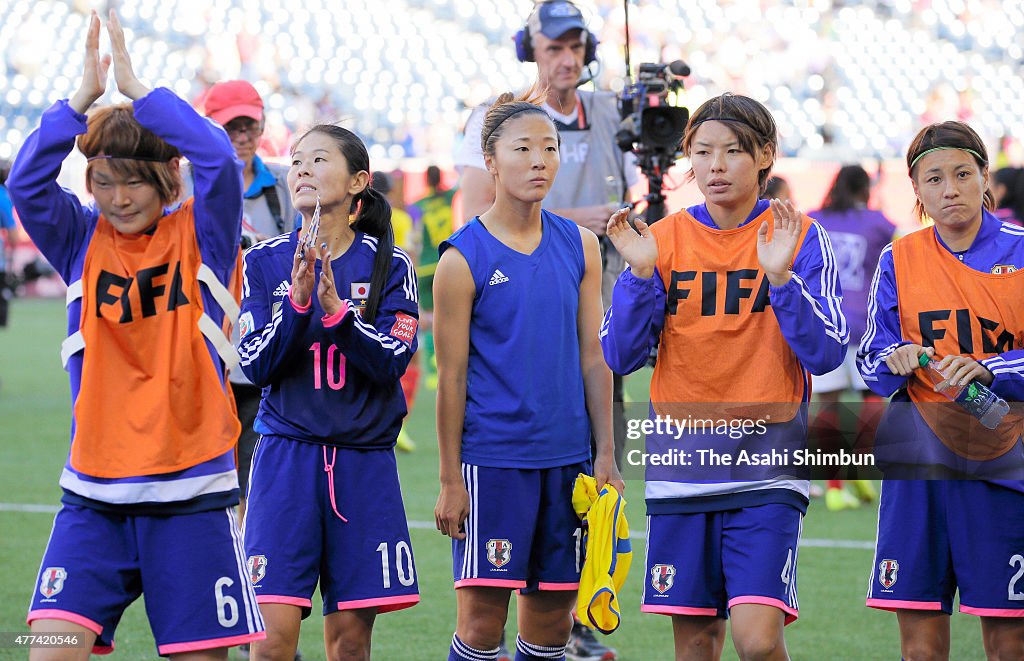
top-left (455, 1), bottom-right (636, 435)
top-left (453, 2), bottom-right (635, 658)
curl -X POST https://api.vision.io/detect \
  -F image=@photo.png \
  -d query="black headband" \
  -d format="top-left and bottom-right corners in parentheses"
top-left (483, 105), bottom-right (545, 148)
top-left (690, 116), bottom-right (757, 131)
top-left (87, 154), bottom-right (174, 163)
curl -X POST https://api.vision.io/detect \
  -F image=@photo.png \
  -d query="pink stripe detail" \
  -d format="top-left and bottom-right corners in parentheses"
top-left (642, 604), bottom-right (719, 617)
top-left (322, 447), bottom-right (348, 523)
top-left (337, 594), bottom-right (420, 613)
top-left (728, 596), bottom-right (799, 625)
top-left (454, 578), bottom-right (526, 589)
top-left (321, 301), bottom-right (350, 328)
top-left (27, 609), bottom-right (103, 635)
top-left (289, 287), bottom-right (311, 312)
top-left (256, 595), bottom-right (313, 608)
top-left (959, 605), bottom-right (1024, 618)
top-left (158, 631), bottom-right (266, 655)
top-left (536, 582), bottom-right (580, 591)
top-left (866, 598), bottom-right (943, 612)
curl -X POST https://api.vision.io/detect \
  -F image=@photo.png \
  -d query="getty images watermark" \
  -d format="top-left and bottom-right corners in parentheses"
top-left (623, 413), bottom-right (876, 469)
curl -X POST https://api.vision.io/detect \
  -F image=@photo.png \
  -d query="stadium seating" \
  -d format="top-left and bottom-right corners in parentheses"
top-left (1, 0), bottom-right (1022, 163)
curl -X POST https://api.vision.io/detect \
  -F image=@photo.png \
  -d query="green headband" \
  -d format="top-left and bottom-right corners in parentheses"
top-left (909, 146), bottom-right (985, 171)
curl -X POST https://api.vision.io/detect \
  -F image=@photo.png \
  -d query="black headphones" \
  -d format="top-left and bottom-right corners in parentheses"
top-left (514, 1), bottom-right (598, 65)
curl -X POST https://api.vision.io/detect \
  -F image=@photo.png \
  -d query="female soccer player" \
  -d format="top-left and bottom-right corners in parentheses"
top-left (237, 124), bottom-right (420, 661)
top-left (810, 164), bottom-right (896, 511)
top-left (602, 93), bottom-right (847, 660)
top-left (433, 91), bottom-right (623, 661)
top-left (858, 121), bottom-right (1024, 660)
top-left (9, 11), bottom-right (263, 658)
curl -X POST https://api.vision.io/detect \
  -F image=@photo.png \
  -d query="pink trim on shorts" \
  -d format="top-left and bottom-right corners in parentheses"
top-left (337, 594), bottom-right (420, 613)
top-left (27, 610), bottom-right (110, 654)
top-left (960, 604), bottom-right (1024, 618)
top-left (536, 582), bottom-right (580, 591)
top-left (641, 604), bottom-right (719, 617)
top-left (866, 598), bottom-right (943, 612)
top-left (256, 595), bottom-right (313, 608)
top-left (728, 596), bottom-right (799, 625)
top-left (27, 609), bottom-right (103, 635)
top-left (158, 631), bottom-right (266, 655)
top-left (455, 578), bottom-right (526, 589)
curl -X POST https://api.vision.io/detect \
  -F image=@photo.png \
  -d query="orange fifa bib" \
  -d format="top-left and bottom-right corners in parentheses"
top-left (893, 228), bottom-right (1024, 460)
top-left (649, 209), bottom-right (811, 423)
top-left (71, 201), bottom-right (241, 478)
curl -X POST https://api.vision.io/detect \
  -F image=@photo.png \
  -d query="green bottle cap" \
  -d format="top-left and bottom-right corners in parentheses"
top-left (918, 353), bottom-right (930, 368)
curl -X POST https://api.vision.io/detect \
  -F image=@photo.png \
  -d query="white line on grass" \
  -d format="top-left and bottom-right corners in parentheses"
top-left (0, 503), bottom-right (60, 513)
top-left (0, 503), bottom-right (875, 550)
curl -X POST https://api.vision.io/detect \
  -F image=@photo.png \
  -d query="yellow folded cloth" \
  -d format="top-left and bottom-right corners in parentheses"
top-left (572, 473), bottom-right (632, 634)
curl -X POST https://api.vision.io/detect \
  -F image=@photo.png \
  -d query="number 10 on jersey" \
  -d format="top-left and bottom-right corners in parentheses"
top-left (310, 342), bottom-right (346, 390)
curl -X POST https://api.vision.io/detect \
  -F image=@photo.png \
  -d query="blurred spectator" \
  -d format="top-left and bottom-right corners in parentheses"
top-left (765, 175), bottom-right (793, 204)
top-left (992, 167), bottom-right (1024, 227)
top-left (371, 170), bottom-right (419, 453)
top-left (808, 164), bottom-right (896, 511)
top-left (186, 80), bottom-right (297, 244)
top-left (372, 171), bottom-right (415, 253)
top-left (408, 165), bottom-right (455, 392)
top-left (0, 159), bottom-right (15, 328)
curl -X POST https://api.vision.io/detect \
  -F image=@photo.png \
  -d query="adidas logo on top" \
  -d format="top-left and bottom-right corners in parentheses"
top-left (273, 280), bottom-right (290, 297)
top-left (489, 269), bottom-right (510, 286)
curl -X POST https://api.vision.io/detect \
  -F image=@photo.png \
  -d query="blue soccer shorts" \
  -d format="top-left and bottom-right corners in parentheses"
top-left (28, 503), bottom-right (264, 655)
top-left (642, 503), bottom-right (803, 624)
top-left (243, 435), bottom-right (420, 617)
top-left (867, 480), bottom-right (1024, 616)
top-left (452, 461), bottom-right (589, 591)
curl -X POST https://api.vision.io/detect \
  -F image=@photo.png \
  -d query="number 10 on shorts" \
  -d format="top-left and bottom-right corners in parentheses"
top-left (376, 541), bottom-right (416, 589)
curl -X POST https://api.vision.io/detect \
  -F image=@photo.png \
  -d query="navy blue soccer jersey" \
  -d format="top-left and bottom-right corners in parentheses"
top-left (238, 231), bottom-right (418, 448)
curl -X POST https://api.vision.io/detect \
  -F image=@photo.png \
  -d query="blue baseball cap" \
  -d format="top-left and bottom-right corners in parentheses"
top-left (528, 0), bottom-right (587, 39)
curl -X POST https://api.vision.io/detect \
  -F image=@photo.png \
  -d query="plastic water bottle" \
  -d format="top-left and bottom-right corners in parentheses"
top-left (918, 353), bottom-right (1009, 429)
top-left (605, 175), bottom-right (621, 207)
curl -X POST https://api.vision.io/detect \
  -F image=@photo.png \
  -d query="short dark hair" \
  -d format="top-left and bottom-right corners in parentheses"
top-left (682, 93), bottom-right (778, 195)
top-left (765, 176), bottom-right (788, 199)
top-left (426, 165), bottom-right (442, 189)
top-left (78, 104), bottom-right (182, 206)
top-left (906, 121), bottom-right (993, 220)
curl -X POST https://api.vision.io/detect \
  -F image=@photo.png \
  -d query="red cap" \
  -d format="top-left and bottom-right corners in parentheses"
top-left (204, 80), bottom-right (264, 125)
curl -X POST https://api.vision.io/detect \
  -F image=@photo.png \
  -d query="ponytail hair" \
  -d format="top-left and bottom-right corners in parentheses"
top-left (352, 183), bottom-right (394, 324)
top-left (295, 124), bottom-right (394, 324)
top-left (480, 86), bottom-right (553, 157)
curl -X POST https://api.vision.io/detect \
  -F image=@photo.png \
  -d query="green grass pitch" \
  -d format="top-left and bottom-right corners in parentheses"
top-left (0, 298), bottom-right (986, 660)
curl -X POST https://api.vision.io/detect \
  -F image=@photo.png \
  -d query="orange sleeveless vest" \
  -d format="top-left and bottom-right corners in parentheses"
top-left (70, 200), bottom-right (241, 477)
top-left (893, 227), bottom-right (1024, 460)
top-left (650, 209), bottom-right (811, 423)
